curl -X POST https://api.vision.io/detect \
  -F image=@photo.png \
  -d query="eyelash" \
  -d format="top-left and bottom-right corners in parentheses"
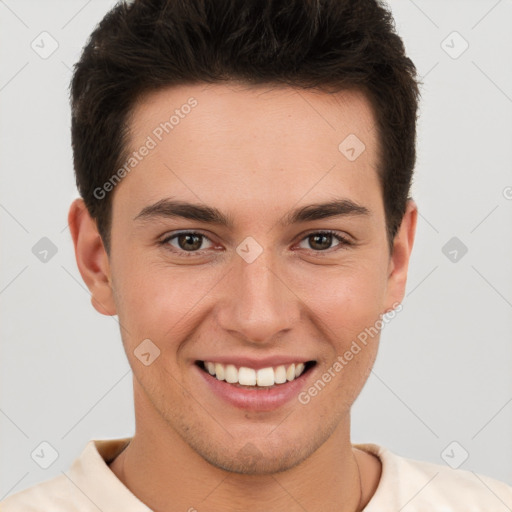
top-left (158, 230), bottom-right (353, 257)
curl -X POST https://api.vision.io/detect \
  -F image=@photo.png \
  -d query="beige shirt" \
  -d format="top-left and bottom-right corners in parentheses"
top-left (1, 438), bottom-right (511, 511)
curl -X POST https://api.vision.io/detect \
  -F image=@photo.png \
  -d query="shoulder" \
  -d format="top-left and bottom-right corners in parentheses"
top-left (356, 443), bottom-right (512, 511)
top-left (0, 474), bottom-right (79, 511)
top-left (0, 437), bottom-right (136, 512)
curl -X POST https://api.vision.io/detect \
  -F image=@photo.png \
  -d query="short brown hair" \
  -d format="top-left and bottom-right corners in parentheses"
top-left (71, 0), bottom-right (420, 254)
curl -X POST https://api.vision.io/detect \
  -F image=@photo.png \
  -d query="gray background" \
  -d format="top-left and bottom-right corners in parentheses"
top-left (1, 0), bottom-right (511, 500)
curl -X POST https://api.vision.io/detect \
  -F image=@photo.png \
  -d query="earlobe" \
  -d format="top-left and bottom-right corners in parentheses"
top-left (384, 200), bottom-right (418, 311)
top-left (68, 198), bottom-right (117, 316)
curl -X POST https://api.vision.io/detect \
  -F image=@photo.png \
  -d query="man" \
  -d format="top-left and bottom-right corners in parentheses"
top-left (2, 0), bottom-right (511, 510)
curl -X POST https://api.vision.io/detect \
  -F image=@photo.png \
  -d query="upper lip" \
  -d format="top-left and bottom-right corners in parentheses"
top-left (196, 356), bottom-right (315, 370)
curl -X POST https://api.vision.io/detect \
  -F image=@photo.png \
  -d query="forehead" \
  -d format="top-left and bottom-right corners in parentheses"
top-left (117, 82), bottom-right (381, 218)
top-left (128, 82), bottom-right (377, 150)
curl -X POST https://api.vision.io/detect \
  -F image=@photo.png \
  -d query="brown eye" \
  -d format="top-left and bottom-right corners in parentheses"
top-left (163, 232), bottom-right (213, 253)
top-left (297, 231), bottom-right (350, 252)
top-left (177, 233), bottom-right (203, 251)
top-left (308, 233), bottom-right (334, 251)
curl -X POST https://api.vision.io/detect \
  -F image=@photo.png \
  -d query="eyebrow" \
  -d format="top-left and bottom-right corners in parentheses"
top-left (133, 197), bottom-right (370, 227)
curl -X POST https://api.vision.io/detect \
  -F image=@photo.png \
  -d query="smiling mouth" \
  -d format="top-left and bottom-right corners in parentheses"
top-left (195, 360), bottom-right (317, 389)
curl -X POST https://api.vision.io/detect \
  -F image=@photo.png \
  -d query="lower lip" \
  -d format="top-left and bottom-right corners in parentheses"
top-left (195, 363), bottom-right (315, 412)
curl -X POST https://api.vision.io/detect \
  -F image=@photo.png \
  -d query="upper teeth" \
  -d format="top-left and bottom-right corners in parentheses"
top-left (204, 361), bottom-right (307, 387)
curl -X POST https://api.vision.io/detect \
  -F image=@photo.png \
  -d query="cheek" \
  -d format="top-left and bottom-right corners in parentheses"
top-left (112, 239), bottom-right (389, 353)
top-left (294, 257), bottom-right (388, 337)
top-left (111, 254), bottom-right (222, 344)
top-left (300, 262), bottom-right (386, 406)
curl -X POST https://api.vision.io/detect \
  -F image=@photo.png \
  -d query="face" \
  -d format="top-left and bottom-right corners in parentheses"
top-left (71, 83), bottom-right (416, 475)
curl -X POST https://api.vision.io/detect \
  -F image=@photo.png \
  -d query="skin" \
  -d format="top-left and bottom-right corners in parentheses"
top-left (69, 83), bottom-right (417, 512)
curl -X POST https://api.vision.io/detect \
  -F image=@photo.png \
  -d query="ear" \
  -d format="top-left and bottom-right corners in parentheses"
top-left (68, 198), bottom-right (117, 316)
top-left (383, 199), bottom-right (418, 312)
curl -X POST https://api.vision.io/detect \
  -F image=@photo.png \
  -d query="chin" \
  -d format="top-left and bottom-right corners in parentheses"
top-left (197, 442), bottom-right (310, 475)
top-left (177, 418), bottom-right (336, 476)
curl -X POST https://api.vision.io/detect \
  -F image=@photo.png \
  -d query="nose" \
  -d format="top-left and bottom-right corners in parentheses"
top-left (216, 250), bottom-right (301, 344)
